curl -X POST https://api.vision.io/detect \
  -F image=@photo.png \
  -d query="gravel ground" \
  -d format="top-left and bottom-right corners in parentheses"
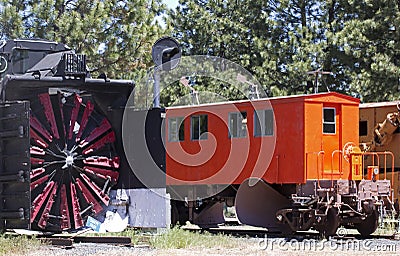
top-left (13, 236), bottom-right (400, 256)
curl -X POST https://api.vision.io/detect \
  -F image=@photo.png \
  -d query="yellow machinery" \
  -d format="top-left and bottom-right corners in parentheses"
top-left (359, 102), bottom-right (400, 200)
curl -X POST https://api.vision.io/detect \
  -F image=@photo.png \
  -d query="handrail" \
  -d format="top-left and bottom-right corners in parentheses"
top-left (361, 151), bottom-right (395, 188)
top-left (362, 152), bottom-right (380, 178)
top-left (306, 149), bottom-right (395, 193)
top-left (331, 150), bottom-right (343, 188)
top-left (306, 151), bottom-right (324, 189)
top-left (362, 152), bottom-right (380, 179)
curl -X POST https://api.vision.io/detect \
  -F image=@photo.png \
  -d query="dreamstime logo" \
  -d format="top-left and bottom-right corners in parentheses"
top-left (122, 55), bottom-right (277, 201)
top-left (336, 227), bottom-right (348, 237)
top-left (258, 235), bottom-right (398, 252)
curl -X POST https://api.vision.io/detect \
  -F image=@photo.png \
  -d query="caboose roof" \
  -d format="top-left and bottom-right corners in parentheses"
top-left (360, 101), bottom-right (400, 108)
top-left (166, 92), bottom-right (359, 110)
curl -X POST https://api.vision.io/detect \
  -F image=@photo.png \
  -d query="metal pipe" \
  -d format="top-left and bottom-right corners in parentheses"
top-left (331, 150), bottom-right (343, 181)
top-left (384, 153), bottom-right (387, 180)
top-left (306, 151), bottom-right (324, 188)
top-left (5, 74), bottom-right (134, 86)
top-left (153, 68), bottom-right (160, 108)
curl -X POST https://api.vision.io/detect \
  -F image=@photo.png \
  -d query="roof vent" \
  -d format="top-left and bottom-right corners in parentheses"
top-left (61, 53), bottom-right (87, 77)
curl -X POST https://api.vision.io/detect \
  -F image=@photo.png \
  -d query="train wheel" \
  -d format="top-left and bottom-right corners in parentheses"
top-left (29, 92), bottom-right (119, 231)
top-left (355, 210), bottom-right (378, 237)
top-left (316, 208), bottom-right (340, 238)
top-left (171, 200), bottom-right (189, 226)
top-left (235, 178), bottom-right (290, 231)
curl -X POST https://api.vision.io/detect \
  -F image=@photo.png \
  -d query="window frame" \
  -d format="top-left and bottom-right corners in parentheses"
top-left (359, 120), bottom-right (368, 136)
top-left (191, 114), bottom-right (208, 140)
top-left (168, 117), bottom-right (185, 142)
top-left (254, 109), bottom-right (274, 137)
top-left (228, 111), bottom-right (247, 138)
top-left (323, 107), bottom-right (336, 134)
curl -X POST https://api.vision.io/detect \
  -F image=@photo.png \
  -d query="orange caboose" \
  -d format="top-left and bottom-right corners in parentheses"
top-left (165, 92), bottom-right (359, 188)
top-left (166, 92), bottom-right (391, 237)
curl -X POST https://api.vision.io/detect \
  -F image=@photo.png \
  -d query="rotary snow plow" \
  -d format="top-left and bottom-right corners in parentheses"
top-left (0, 39), bottom-right (133, 231)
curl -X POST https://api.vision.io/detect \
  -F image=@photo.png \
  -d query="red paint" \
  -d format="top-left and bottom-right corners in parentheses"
top-left (76, 100), bottom-right (94, 141)
top-left (38, 93), bottom-right (60, 139)
top-left (68, 94), bottom-right (82, 139)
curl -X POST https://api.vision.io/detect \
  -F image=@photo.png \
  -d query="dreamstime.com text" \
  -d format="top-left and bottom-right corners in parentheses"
top-left (258, 236), bottom-right (398, 252)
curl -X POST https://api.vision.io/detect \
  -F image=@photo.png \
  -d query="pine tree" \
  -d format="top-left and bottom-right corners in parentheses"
top-left (268, 0), bottom-right (328, 95)
top-left (170, 0), bottom-right (400, 102)
top-left (0, 0), bottom-right (168, 79)
top-left (169, 0), bottom-right (277, 101)
top-left (330, 0), bottom-right (400, 102)
top-left (169, 0), bottom-right (332, 98)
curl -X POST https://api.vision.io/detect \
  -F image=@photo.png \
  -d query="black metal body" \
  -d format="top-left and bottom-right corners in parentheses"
top-left (0, 39), bottom-right (165, 231)
top-left (0, 101), bottom-right (30, 229)
top-left (121, 108), bottom-right (166, 189)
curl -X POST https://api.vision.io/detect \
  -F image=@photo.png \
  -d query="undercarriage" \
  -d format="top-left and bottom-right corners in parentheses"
top-left (273, 179), bottom-right (391, 237)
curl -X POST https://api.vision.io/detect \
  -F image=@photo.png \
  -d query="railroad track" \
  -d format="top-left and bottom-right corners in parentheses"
top-left (183, 224), bottom-right (323, 239)
top-left (9, 228), bottom-right (134, 249)
top-left (38, 235), bottom-right (133, 248)
top-left (182, 223), bottom-right (398, 240)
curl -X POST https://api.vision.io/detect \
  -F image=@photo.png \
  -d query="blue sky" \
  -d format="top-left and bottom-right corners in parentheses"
top-left (156, 0), bottom-right (179, 26)
top-left (164, 0), bottom-right (179, 10)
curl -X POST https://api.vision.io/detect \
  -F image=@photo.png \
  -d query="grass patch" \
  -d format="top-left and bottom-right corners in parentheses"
top-left (150, 227), bottom-right (239, 249)
top-left (0, 234), bottom-right (42, 256)
top-left (81, 226), bottom-right (240, 249)
top-left (374, 215), bottom-right (399, 236)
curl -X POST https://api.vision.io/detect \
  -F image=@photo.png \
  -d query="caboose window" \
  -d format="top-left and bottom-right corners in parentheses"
top-left (229, 112), bottom-right (247, 138)
top-left (168, 117), bottom-right (184, 142)
top-left (254, 109), bottom-right (274, 136)
top-left (359, 121), bottom-right (368, 136)
top-left (323, 108), bottom-right (336, 134)
top-left (191, 115), bottom-right (208, 140)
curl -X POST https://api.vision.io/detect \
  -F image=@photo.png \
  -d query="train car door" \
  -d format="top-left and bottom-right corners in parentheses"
top-left (322, 104), bottom-right (341, 178)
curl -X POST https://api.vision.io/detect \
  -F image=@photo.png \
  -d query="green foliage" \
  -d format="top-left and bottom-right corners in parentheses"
top-left (81, 227), bottom-right (239, 249)
top-left (0, 0), bottom-right (168, 79)
top-left (374, 214), bottom-right (399, 236)
top-left (0, 234), bottom-right (42, 255)
top-left (332, 0), bottom-right (400, 102)
top-left (169, 0), bottom-right (277, 99)
top-left (1, 0), bottom-right (400, 104)
top-left (170, 0), bottom-right (400, 103)
top-left (150, 226), bottom-right (238, 249)
top-left (169, 0), bottom-right (330, 98)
